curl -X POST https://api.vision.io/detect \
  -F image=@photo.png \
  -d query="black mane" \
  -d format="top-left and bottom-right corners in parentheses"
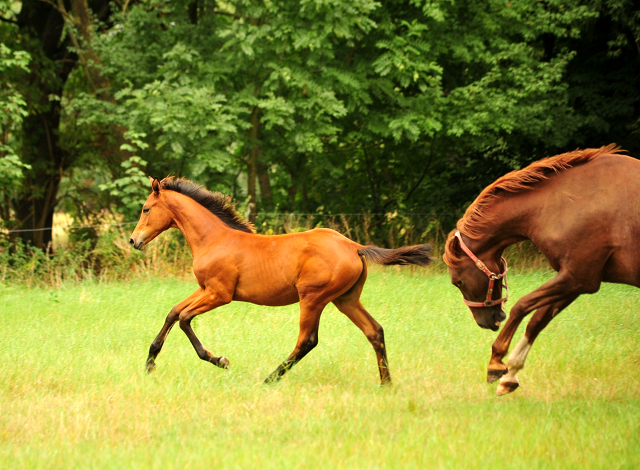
top-left (160, 177), bottom-right (255, 234)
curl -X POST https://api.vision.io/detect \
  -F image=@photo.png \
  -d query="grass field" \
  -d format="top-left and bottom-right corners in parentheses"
top-left (1, 268), bottom-right (638, 469)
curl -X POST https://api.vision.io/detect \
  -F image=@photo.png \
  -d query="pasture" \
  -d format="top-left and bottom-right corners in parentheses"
top-left (0, 269), bottom-right (638, 469)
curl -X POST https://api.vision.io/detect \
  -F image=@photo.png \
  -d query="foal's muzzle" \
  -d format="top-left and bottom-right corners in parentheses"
top-left (129, 237), bottom-right (145, 251)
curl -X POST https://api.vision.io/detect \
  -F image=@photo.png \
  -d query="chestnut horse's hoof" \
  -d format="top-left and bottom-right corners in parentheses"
top-left (496, 380), bottom-right (519, 396)
top-left (487, 367), bottom-right (507, 383)
top-left (146, 361), bottom-right (156, 374)
top-left (217, 357), bottom-right (230, 369)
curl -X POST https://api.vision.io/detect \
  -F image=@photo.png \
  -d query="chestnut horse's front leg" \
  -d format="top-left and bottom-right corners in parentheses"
top-left (496, 295), bottom-right (578, 395)
top-left (488, 270), bottom-right (579, 391)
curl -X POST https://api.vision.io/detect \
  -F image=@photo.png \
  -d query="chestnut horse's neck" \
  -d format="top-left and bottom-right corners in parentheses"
top-left (161, 190), bottom-right (238, 257)
top-left (460, 193), bottom-right (533, 262)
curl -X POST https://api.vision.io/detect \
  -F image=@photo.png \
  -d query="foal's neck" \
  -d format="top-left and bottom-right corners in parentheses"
top-left (163, 191), bottom-right (233, 257)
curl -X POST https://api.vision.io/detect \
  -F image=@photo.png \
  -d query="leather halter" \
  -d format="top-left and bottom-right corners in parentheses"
top-left (454, 231), bottom-right (509, 308)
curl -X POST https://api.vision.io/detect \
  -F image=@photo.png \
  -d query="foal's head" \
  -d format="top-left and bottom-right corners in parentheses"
top-left (129, 177), bottom-right (175, 250)
top-left (445, 233), bottom-right (508, 332)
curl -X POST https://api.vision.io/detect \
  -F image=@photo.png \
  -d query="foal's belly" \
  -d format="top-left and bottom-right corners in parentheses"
top-left (232, 279), bottom-right (300, 307)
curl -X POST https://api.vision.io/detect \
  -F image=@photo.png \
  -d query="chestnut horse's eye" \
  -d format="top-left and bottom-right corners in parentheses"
top-left (143, 207), bottom-right (150, 214)
top-left (453, 280), bottom-right (462, 288)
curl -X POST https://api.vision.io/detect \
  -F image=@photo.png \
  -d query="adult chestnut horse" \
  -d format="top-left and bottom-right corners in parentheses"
top-left (130, 176), bottom-right (432, 384)
top-left (444, 144), bottom-right (640, 395)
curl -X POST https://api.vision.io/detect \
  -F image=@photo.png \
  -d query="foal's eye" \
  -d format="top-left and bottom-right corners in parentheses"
top-left (453, 281), bottom-right (462, 288)
top-left (143, 207), bottom-right (150, 214)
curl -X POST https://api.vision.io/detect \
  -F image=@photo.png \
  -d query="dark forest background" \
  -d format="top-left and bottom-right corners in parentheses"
top-left (1, 0), bottom-right (639, 255)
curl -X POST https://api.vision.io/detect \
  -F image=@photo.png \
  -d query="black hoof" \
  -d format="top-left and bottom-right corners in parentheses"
top-left (487, 368), bottom-right (507, 383)
top-left (146, 361), bottom-right (156, 374)
top-left (263, 374), bottom-right (281, 385)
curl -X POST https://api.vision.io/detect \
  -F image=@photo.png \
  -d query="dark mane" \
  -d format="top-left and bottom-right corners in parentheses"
top-left (443, 144), bottom-right (624, 267)
top-left (160, 177), bottom-right (255, 234)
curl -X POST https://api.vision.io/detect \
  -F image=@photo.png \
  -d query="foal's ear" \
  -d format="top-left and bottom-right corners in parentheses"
top-left (149, 176), bottom-right (160, 195)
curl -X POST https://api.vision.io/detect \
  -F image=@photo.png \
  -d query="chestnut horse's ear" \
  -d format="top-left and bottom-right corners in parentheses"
top-left (443, 231), bottom-right (462, 266)
top-left (149, 176), bottom-right (160, 195)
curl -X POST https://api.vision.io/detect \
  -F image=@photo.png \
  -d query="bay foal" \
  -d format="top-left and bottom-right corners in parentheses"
top-left (130, 176), bottom-right (432, 384)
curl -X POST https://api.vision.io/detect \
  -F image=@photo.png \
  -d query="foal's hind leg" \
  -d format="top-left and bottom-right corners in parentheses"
top-left (496, 295), bottom-right (577, 396)
top-left (333, 297), bottom-right (390, 385)
top-left (264, 301), bottom-right (326, 383)
top-left (146, 289), bottom-right (201, 373)
top-left (332, 255), bottom-right (390, 384)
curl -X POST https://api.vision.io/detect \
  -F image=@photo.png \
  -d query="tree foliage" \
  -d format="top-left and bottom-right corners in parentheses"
top-left (1, 0), bottom-right (639, 247)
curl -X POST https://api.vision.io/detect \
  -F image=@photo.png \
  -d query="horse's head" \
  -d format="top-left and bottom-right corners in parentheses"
top-left (129, 177), bottom-right (175, 250)
top-left (445, 232), bottom-right (508, 332)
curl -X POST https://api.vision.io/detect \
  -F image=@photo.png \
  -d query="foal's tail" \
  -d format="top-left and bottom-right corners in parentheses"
top-left (358, 244), bottom-right (433, 267)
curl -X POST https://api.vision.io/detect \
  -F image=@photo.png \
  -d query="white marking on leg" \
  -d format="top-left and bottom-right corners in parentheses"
top-left (499, 336), bottom-right (531, 386)
top-left (507, 336), bottom-right (531, 373)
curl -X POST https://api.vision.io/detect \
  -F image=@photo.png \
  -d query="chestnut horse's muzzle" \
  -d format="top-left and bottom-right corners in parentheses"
top-left (475, 309), bottom-right (506, 331)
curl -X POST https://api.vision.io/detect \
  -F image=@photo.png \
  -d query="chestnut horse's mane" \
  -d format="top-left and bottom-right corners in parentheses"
top-left (443, 144), bottom-right (624, 267)
top-left (160, 176), bottom-right (256, 234)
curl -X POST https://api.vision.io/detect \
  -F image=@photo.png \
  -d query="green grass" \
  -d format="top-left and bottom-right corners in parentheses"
top-left (0, 269), bottom-right (639, 469)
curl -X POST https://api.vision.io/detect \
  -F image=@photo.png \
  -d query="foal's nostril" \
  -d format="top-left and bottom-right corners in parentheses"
top-left (129, 238), bottom-right (134, 246)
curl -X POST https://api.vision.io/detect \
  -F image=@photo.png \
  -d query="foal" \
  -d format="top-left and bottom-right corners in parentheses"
top-left (130, 176), bottom-right (433, 384)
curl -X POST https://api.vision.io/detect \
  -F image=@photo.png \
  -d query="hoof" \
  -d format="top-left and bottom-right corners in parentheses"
top-left (487, 368), bottom-right (507, 383)
top-left (217, 357), bottom-right (230, 370)
top-left (263, 374), bottom-right (281, 385)
top-left (146, 361), bottom-right (156, 374)
top-left (496, 380), bottom-right (519, 396)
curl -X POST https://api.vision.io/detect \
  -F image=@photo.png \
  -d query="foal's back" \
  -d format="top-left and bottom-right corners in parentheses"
top-left (225, 228), bottom-right (364, 306)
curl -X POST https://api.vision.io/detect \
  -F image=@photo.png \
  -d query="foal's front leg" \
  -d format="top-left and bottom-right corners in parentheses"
top-left (146, 289), bottom-right (201, 373)
top-left (179, 288), bottom-right (232, 369)
top-left (146, 288), bottom-right (230, 372)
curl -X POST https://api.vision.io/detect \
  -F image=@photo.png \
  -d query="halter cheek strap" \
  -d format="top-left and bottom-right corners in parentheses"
top-left (454, 231), bottom-right (509, 308)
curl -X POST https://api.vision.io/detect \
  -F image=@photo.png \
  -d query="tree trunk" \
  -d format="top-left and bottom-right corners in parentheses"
top-left (14, 1), bottom-right (71, 249)
top-left (257, 163), bottom-right (273, 211)
top-left (247, 106), bottom-right (260, 224)
top-left (12, 0), bottom-right (112, 250)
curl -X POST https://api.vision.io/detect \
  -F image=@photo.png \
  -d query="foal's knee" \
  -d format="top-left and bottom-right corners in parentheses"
top-left (166, 308), bottom-right (180, 323)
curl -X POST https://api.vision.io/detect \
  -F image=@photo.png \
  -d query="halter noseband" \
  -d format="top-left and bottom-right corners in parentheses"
top-left (454, 231), bottom-right (509, 308)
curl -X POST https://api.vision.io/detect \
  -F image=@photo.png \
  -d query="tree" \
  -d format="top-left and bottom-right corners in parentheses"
top-left (0, 0), bottom-right (112, 249)
top-left (2, 0), bottom-right (639, 250)
top-left (0, 39), bottom-right (31, 224)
